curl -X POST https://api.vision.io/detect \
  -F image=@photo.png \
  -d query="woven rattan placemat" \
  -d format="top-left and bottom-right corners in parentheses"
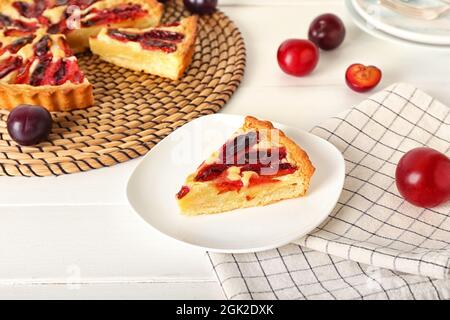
top-left (0, 0), bottom-right (245, 177)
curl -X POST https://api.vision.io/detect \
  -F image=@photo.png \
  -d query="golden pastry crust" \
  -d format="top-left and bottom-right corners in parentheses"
top-left (174, 15), bottom-right (198, 80)
top-left (177, 116), bottom-right (316, 215)
top-left (0, 81), bottom-right (94, 111)
top-left (89, 15), bottom-right (198, 80)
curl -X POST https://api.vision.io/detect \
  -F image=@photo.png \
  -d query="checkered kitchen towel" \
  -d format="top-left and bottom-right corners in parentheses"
top-left (208, 83), bottom-right (450, 299)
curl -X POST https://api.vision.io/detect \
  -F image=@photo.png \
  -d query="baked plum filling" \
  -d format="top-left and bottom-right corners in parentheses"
top-left (65, 0), bottom-right (99, 9)
top-left (196, 146), bottom-right (296, 180)
top-left (34, 35), bottom-right (52, 56)
top-left (194, 132), bottom-right (259, 182)
top-left (29, 55), bottom-right (52, 85)
top-left (14, 58), bottom-right (34, 84)
top-left (12, 0), bottom-right (47, 19)
top-left (76, 0), bottom-right (99, 8)
top-left (47, 2), bottom-right (143, 33)
top-left (107, 29), bottom-right (140, 41)
top-left (48, 0), bottom-right (98, 9)
top-left (143, 30), bottom-right (185, 42)
top-left (195, 132), bottom-right (297, 182)
top-left (220, 131), bottom-right (259, 164)
top-left (4, 28), bottom-right (35, 37)
top-left (0, 35), bottom-right (35, 55)
top-left (215, 179), bottom-right (243, 194)
top-left (47, 22), bottom-right (63, 34)
top-left (27, 46), bottom-right (51, 86)
top-left (176, 186), bottom-right (190, 200)
top-left (81, 4), bottom-right (148, 27)
top-left (0, 56), bottom-right (23, 79)
top-left (107, 28), bottom-right (185, 53)
top-left (212, 149), bottom-right (297, 193)
top-left (1, 18), bottom-right (39, 37)
top-left (140, 39), bottom-right (177, 53)
top-left (195, 163), bottom-right (228, 182)
top-left (52, 59), bottom-right (67, 83)
top-left (28, 56), bottom-right (84, 86)
top-left (0, 14), bottom-right (13, 28)
top-left (13, 0), bottom-right (100, 18)
top-left (53, 58), bottom-right (84, 84)
top-left (8, 35), bottom-right (83, 85)
top-left (53, 0), bottom-right (69, 5)
top-left (176, 132), bottom-right (298, 197)
top-left (13, 19), bottom-right (39, 31)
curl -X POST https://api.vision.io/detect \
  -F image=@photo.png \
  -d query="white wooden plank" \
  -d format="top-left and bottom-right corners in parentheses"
top-left (0, 282), bottom-right (224, 299)
top-left (0, 0), bottom-right (449, 300)
top-left (0, 160), bottom-right (137, 206)
top-left (0, 205), bottom-right (215, 283)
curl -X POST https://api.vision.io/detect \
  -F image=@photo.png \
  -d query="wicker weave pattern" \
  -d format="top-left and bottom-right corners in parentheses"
top-left (0, 0), bottom-right (246, 177)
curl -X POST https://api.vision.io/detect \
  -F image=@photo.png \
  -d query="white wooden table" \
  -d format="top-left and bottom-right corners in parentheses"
top-left (1, 0), bottom-right (449, 299)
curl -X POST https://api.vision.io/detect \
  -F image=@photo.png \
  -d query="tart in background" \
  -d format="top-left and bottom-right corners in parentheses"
top-left (89, 15), bottom-right (198, 80)
top-left (0, 29), bottom-right (93, 111)
top-left (61, 0), bottom-right (164, 53)
top-left (0, 0), bottom-right (164, 111)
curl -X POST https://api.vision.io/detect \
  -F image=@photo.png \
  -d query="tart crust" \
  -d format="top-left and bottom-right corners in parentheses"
top-left (0, 80), bottom-right (93, 111)
top-left (177, 116), bottom-right (316, 215)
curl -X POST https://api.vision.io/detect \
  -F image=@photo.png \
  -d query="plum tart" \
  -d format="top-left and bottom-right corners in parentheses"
top-left (52, 0), bottom-right (164, 53)
top-left (89, 15), bottom-right (198, 80)
top-left (0, 29), bottom-right (93, 111)
top-left (0, 0), bottom-right (164, 111)
top-left (1, 0), bottom-right (164, 53)
top-left (176, 116), bottom-right (316, 215)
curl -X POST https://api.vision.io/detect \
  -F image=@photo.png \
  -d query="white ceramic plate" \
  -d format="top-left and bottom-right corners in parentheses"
top-left (346, 0), bottom-right (450, 51)
top-left (352, 0), bottom-right (450, 45)
top-left (126, 114), bottom-right (345, 253)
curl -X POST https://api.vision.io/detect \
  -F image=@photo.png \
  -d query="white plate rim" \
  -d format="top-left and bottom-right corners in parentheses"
top-left (352, 0), bottom-right (450, 45)
top-left (125, 114), bottom-right (345, 253)
top-left (346, 0), bottom-right (450, 51)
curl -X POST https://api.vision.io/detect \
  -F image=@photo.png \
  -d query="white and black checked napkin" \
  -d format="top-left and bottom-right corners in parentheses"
top-left (208, 83), bottom-right (450, 299)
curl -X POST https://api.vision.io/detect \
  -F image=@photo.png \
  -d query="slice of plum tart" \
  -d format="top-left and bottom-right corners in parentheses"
top-left (0, 29), bottom-right (93, 111)
top-left (89, 15), bottom-right (198, 80)
top-left (176, 116), bottom-right (316, 215)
